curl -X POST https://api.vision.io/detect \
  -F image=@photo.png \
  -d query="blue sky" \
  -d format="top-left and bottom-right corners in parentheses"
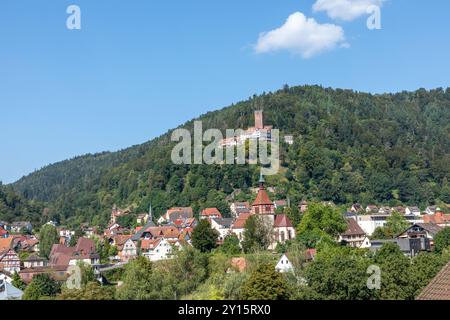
top-left (1, 0), bottom-right (449, 183)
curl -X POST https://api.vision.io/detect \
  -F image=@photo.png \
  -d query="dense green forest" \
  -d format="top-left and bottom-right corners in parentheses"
top-left (0, 184), bottom-right (45, 224)
top-left (8, 85), bottom-right (450, 227)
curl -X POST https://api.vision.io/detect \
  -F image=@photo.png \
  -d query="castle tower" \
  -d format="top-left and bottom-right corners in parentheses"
top-left (254, 110), bottom-right (264, 130)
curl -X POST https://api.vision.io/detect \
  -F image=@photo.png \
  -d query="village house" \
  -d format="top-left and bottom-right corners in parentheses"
top-left (0, 249), bottom-right (20, 273)
top-left (350, 203), bottom-right (363, 213)
top-left (158, 207), bottom-right (194, 224)
top-left (200, 208), bottom-right (223, 221)
top-left (112, 235), bottom-right (137, 262)
top-left (354, 213), bottom-right (423, 236)
top-left (49, 237), bottom-right (99, 269)
top-left (406, 206), bottom-right (421, 216)
top-left (339, 218), bottom-right (371, 248)
top-left (210, 218), bottom-right (233, 242)
top-left (370, 238), bottom-right (431, 257)
top-left (23, 254), bottom-right (47, 269)
top-left (396, 223), bottom-right (443, 247)
top-left (230, 202), bottom-right (250, 218)
top-left (9, 221), bottom-right (32, 234)
top-left (423, 211), bottom-right (450, 227)
top-left (141, 238), bottom-right (173, 262)
top-left (136, 213), bottom-right (149, 225)
top-left (231, 213), bottom-right (252, 241)
top-left (19, 265), bottom-right (68, 284)
top-left (275, 254), bottom-right (294, 273)
top-left (425, 206), bottom-right (440, 215)
top-left (365, 205), bottom-right (379, 214)
top-left (0, 238), bottom-right (20, 273)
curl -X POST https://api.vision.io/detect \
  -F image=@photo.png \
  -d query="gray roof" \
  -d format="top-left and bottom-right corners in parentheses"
top-left (212, 218), bottom-right (234, 228)
top-left (0, 280), bottom-right (24, 300)
top-left (131, 220), bottom-right (156, 241)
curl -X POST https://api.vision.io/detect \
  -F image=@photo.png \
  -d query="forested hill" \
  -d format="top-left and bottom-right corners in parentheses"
top-left (10, 85), bottom-right (450, 227)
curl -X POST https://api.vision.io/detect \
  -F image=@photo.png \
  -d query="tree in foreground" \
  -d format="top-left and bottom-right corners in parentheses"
top-left (39, 224), bottom-right (59, 259)
top-left (242, 215), bottom-right (273, 253)
top-left (434, 227), bottom-right (450, 253)
top-left (22, 273), bottom-right (60, 300)
top-left (220, 234), bottom-right (241, 255)
top-left (12, 272), bottom-right (26, 291)
top-left (297, 203), bottom-right (347, 239)
top-left (241, 263), bottom-right (288, 300)
top-left (58, 282), bottom-right (115, 300)
top-left (191, 219), bottom-right (219, 253)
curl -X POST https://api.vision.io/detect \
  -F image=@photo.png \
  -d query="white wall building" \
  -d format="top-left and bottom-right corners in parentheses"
top-left (275, 254), bottom-right (294, 273)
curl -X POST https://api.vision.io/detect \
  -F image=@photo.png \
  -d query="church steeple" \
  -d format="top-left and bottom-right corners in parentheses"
top-left (259, 171), bottom-right (265, 189)
top-left (252, 171), bottom-right (274, 215)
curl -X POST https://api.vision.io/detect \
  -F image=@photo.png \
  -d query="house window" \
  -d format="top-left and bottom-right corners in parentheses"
top-left (280, 231), bottom-right (285, 242)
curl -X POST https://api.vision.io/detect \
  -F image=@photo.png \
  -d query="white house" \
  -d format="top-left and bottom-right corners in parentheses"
top-left (406, 207), bottom-right (421, 216)
top-left (210, 218), bottom-right (233, 242)
top-left (275, 254), bottom-right (294, 273)
top-left (355, 214), bottom-right (423, 236)
top-left (121, 238), bottom-right (137, 262)
top-left (142, 238), bottom-right (173, 262)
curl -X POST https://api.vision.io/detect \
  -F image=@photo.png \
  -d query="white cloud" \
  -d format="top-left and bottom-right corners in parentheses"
top-left (313, 0), bottom-right (385, 21)
top-left (254, 12), bottom-right (347, 58)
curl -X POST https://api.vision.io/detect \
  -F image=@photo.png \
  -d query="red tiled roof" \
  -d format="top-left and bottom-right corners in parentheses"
top-left (232, 213), bottom-right (252, 229)
top-left (252, 187), bottom-right (273, 206)
top-left (75, 237), bottom-right (96, 255)
top-left (423, 212), bottom-right (450, 224)
top-left (274, 214), bottom-right (294, 228)
top-left (201, 208), bottom-right (222, 218)
top-left (144, 226), bottom-right (180, 239)
top-left (141, 238), bottom-right (162, 250)
top-left (417, 262), bottom-right (450, 300)
top-left (0, 237), bottom-right (13, 251)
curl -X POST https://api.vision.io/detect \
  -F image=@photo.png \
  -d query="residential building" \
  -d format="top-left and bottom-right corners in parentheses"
top-left (230, 202), bottom-right (250, 218)
top-left (339, 218), bottom-right (371, 248)
top-left (355, 214), bottom-right (423, 236)
top-left (200, 208), bottom-right (223, 221)
top-left (423, 211), bottom-right (450, 227)
top-left (23, 255), bottom-right (47, 269)
top-left (275, 254), bottom-right (294, 273)
top-left (158, 207), bottom-right (193, 224)
top-left (211, 218), bottom-right (233, 242)
top-left (406, 207), bottom-right (421, 216)
top-left (425, 206), bottom-right (440, 215)
top-left (121, 238), bottom-right (137, 262)
top-left (396, 223), bottom-right (443, 247)
top-left (49, 237), bottom-right (99, 269)
top-left (0, 249), bottom-right (20, 273)
top-left (141, 238), bottom-right (173, 262)
top-left (370, 238), bottom-right (430, 257)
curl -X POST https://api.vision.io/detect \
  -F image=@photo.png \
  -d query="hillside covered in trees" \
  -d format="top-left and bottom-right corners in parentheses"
top-left (9, 85), bottom-right (450, 227)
